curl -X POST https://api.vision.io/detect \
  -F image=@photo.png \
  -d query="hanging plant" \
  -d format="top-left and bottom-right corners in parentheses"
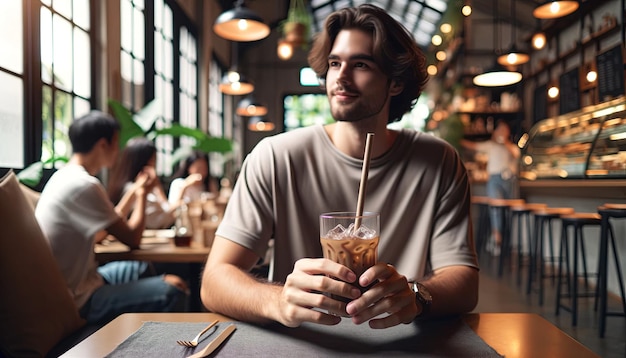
top-left (280, 0), bottom-right (312, 49)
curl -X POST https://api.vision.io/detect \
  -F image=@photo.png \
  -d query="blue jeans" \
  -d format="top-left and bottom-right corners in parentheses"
top-left (80, 261), bottom-right (186, 324)
top-left (487, 173), bottom-right (518, 233)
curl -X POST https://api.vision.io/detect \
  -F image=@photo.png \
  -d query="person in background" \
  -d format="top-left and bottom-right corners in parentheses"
top-left (461, 120), bottom-right (521, 256)
top-left (35, 111), bottom-right (187, 324)
top-left (108, 137), bottom-right (175, 229)
top-left (201, 4), bottom-right (478, 329)
top-left (168, 150), bottom-right (218, 207)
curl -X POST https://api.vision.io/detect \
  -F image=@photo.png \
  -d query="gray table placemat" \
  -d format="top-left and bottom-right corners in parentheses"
top-left (106, 317), bottom-right (503, 357)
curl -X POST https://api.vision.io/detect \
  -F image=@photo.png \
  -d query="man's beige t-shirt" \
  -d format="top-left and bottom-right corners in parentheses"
top-left (216, 125), bottom-right (478, 282)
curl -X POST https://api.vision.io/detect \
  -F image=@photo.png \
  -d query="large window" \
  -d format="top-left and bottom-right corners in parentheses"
top-left (0, 1), bottom-right (25, 168)
top-left (121, 0), bottom-right (146, 112)
top-left (40, 0), bottom-right (92, 165)
top-left (0, 0), bottom-right (199, 179)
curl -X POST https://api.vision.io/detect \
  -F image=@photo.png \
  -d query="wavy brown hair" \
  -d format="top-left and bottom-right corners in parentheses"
top-left (307, 4), bottom-right (428, 123)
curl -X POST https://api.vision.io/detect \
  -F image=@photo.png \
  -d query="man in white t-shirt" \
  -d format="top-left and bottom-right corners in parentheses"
top-left (200, 5), bottom-right (479, 329)
top-left (35, 111), bottom-right (188, 324)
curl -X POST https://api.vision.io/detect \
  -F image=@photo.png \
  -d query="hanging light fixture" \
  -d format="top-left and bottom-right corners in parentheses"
top-left (473, 63), bottom-right (522, 87)
top-left (533, 1), bottom-right (579, 19)
top-left (213, 0), bottom-right (270, 42)
top-left (219, 69), bottom-right (254, 95)
top-left (219, 43), bottom-right (254, 95)
top-left (247, 116), bottom-right (275, 131)
top-left (473, 0), bottom-right (522, 87)
top-left (277, 39), bottom-right (294, 60)
top-left (236, 95), bottom-right (268, 116)
top-left (497, 0), bottom-right (529, 66)
top-left (532, 32), bottom-right (547, 49)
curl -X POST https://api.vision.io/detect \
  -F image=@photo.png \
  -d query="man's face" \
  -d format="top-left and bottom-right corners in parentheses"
top-left (325, 29), bottom-right (397, 123)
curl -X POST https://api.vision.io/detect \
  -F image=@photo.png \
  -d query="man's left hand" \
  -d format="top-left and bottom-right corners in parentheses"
top-left (345, 263), bottom-right (418, 329)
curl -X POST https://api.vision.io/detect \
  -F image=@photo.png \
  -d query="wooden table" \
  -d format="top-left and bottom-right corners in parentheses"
top-left (95, 236), bottom-right (211, 264)
top-left (95, 234), bottom-right (211, 311)
top-left (60, 312), bottom-right (598, 357)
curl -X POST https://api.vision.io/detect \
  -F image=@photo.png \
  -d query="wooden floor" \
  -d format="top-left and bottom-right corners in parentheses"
top-left (474, 253), bottom-right (626, 358)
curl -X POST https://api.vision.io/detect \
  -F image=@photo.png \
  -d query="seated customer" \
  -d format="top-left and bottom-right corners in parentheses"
top-left (108, 137), bottom-right (175, 229)
top-left (35, 111), bottom-right (188, 324)
top-left (200, 5), bottom-right (478, 329)
top-left (168, 150), bottom-right (218, 206)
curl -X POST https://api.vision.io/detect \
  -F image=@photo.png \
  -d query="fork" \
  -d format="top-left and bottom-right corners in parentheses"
top-left (176, 320), bottom-right (219, 347)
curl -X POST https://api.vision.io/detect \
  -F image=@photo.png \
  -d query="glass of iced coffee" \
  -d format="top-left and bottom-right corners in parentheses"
top-left (320, 212), bottom-right (380, 301)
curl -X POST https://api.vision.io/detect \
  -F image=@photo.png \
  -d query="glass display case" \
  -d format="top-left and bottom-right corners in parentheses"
top-left (521, 97), bottom-right (626, 180)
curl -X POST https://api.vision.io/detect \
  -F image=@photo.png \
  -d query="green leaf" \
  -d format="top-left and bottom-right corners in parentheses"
top-left (148, 124), bottom-right (208, 141)
top-left (195, 137), bottom-right (233, 153)
top-left (108, 99), bottom-right (145, 148)
top-left (16, 161), bottom-right (44, 188)
top-left (17, 156), bottom-right (70, 188)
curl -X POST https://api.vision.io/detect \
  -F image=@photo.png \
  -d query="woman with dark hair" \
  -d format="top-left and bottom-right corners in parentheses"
top-left (167, 150), bottom-right (218, 207)
top-left (108, 137), bottom-right (175, 229)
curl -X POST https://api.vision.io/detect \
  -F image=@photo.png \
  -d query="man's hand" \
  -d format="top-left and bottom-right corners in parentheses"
top-left (276, 258), bottom-right (361, 327)
top-left (345, 263), bottom-right (418, 329)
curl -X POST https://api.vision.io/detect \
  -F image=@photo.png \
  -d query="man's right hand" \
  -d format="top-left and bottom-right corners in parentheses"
top-left (276, 258), bottom-right (361, 327)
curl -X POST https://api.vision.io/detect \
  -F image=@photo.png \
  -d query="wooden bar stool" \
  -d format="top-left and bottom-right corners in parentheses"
top-left (527, 207), bottom-right (574, 305)
top-left (471, 196), bottom-right (491, 258)
top-left (510, 203), bottom-right (548, 286)
top-left (555, 213), bottom-right (601, 326)
top-left (597, 204), bottom-right (626, 337)
top-left (489, 198), bottom-right (525, 277)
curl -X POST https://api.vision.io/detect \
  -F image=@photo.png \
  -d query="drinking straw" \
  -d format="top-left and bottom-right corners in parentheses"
top-left (354, 133), bottom-right (375, 230)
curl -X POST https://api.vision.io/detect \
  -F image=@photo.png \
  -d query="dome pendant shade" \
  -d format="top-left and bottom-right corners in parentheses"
top-left (219, 70), bottom-right (254, 95)
top-left (497, 47), bottom-right (530, 66)
top-left (236, 96), bottom-right (268, 116)
top-left (533, 1), bottom-right (579, 19)
top-left (213, 2), bottom-right (270, 42)
top-left (248, 116), bottom-right (275, 131)
top-left (473, 64), bottom-right (522, 87)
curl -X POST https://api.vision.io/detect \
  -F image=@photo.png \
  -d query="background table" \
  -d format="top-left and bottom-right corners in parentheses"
top-left (60, 312), bottom-right (598, 358)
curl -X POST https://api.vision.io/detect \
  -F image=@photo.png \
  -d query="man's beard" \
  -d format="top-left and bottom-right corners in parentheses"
top-left (329, 90), bottom-right (389, 123)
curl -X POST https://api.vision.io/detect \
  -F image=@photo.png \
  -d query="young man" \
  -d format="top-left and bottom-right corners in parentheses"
top-left (201, 5), bottom-right (479, 329)
top-left (35, 110), bottom-right (187, 324)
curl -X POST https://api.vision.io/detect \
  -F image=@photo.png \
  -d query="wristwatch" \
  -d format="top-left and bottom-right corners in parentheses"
top-left (410, 281), bottom-right (432, 317)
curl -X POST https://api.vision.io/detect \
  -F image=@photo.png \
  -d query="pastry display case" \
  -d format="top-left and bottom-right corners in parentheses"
top-left (521, 97), bottom-right (626, 180)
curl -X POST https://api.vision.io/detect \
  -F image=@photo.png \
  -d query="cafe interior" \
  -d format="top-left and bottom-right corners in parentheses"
top-left (1, 0), bottom-right (626, 357)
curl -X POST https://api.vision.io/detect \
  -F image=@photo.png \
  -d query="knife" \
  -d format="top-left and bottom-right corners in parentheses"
top-left (187, 323), bottom-right (237, 358)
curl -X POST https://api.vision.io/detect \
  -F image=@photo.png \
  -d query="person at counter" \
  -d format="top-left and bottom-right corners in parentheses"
top-left (35, 111), bottom-right (188, 324)
top-left (201, 5), bottom-right (478, 329)
top-left (461, 120), bottom-right (520, 255)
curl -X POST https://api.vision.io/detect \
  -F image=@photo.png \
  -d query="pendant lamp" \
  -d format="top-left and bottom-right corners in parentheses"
top-left (219, 69), bottom-right (254, 95)
top-left (533, 1), bottom-right (579, 19)
top-left (497, 0), bottom-right (529, 66)
top-left (247, 116), bottom-right (275, 131)
top-left (236, 95), bottom-right (268, 116)
top-left (473, 0), bottom-right (522, 87)
top-left (213, 0), bottom-right (270, 42)
top-left (473, 63), bottom-right (522, 87)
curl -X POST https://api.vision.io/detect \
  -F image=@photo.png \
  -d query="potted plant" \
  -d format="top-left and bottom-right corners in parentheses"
top-left (280, 0), bottom-right (312, 48)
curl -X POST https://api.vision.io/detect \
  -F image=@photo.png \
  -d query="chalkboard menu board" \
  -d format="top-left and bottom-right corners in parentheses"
top-left (559, 68), bottom-right (580, 114)
top-left (533, 84), bottom-right (547, 124)
top-left (597, 44), bottom-right (625, 100)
